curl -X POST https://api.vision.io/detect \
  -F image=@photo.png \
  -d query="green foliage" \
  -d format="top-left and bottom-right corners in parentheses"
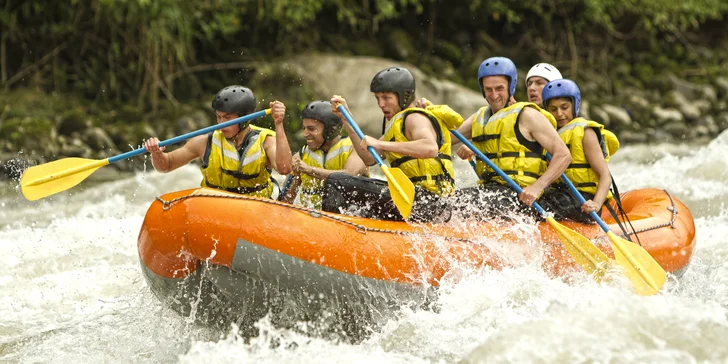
top-left (1, 0), bottom-right (727, 116)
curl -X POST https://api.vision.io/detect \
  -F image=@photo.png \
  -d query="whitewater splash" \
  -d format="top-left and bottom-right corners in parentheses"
top-left (2, 132), bottom-right (728, 363)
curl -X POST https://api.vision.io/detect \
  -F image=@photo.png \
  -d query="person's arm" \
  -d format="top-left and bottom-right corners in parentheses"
top-left (452, 110), bottom-right (479, 160)
top-left (143, 135), bottom-right (207, 173)
top-left (330, 95), bottom-right (378, 166)
top-left (454, 110), bottom-right (477, 139)
top-left (343, 151), bottom-right (368, 176)
top-left (518, 107), bottom-right (571, 206)
top-left (581, 128), bottom-right (612, 213)
top-left (264, 101), bottom-right (293, 175)
top-left (299, 150), bottom-right (369, 180)
top-left (361, 113), bottom-right (438, 159)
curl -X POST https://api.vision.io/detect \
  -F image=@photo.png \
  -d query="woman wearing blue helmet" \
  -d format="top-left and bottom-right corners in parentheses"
top-left (541, 79), bottom-right (620, 222)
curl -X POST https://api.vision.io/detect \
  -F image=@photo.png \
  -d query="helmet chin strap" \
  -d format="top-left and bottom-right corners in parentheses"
top-left (228, 122), bottom-right (250, 145)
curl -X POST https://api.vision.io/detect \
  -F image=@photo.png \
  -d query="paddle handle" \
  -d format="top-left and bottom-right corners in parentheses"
top-left (545, 153), bottom-right (611, 232)
top-left (468, 158), bottom-right (477, 172)
top-left (451, 130), bottom-right (547, 215)
top-left (278, 174), bottom-right (295, 201)
top-left (107, 109), bottom-right (271, 164)
top-left (336, 104), bottom-right (385, 167)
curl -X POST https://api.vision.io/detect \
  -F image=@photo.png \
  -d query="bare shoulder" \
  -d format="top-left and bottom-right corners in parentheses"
top-left (519, 106), bottom-right (552, 130)
top-left (405, 111), bottom-right (435, 130)
top-left (404, 111), bottom-right (436, 140)
top-left (519, 105), bottom-right (543, 120)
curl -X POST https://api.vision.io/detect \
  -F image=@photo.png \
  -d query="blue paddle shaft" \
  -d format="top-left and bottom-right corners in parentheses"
top-left (545, 153), bottom-right (611, 232)
top-left (107, 109), bottom-right (270, 164)
top-left (279, 174), bottom-right (295, 198)
top-left (451, 129), bottom-right (547, 215)
top-left (337, 104), bottom-right (386, 167)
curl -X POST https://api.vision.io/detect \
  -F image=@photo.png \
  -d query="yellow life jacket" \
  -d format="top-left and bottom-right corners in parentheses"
top-left (382, 105), bottom-right (463, 195)
top-left (299, 137), bottom-right (357, 209)
top-left (200, 125), bottom-right (275, 198)
top-left (557, 117), bottom-right (620, 197)
top-left (471, 102), bottom-right (557, 187)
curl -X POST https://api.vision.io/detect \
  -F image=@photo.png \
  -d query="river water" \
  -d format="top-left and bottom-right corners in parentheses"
top-left (1, 132), bottom-right (727, 363)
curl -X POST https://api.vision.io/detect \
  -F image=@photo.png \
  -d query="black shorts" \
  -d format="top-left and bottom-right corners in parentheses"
top-left (448, 183), bottom-right (598, 223)
top-left (321, 173), bottom-right (451, 223)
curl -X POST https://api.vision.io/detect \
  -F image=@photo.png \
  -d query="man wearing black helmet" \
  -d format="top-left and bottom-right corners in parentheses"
top-left (325, 66), bottom-right (464, 222)
top-left (280, 101), bottom-right (368, 209)
top-left (143, 85), bottom-right (293, 198)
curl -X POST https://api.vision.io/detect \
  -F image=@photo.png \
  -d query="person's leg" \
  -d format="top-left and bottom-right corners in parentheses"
top-left (538, 186), bottom-right (596, 223)
top-left (410, 188), bottom-right (452, 223)
top-left (322, 173), bottom-right (402, 220)
top-left (478, 183), bottom-right (536, 220)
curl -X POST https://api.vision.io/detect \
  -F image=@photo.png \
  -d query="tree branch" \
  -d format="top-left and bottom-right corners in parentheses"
top-left (164, 61), bottom-right (260, 86)
top-left (4, 42), bottom-right (67, 90)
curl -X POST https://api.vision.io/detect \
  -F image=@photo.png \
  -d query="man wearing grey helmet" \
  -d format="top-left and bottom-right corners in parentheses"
top-left (325, 66), bottom-right (464, 222)
top-left (143, 85), bottom-right (293, 198)
top-left (280, 100), bottom-right (368, 209)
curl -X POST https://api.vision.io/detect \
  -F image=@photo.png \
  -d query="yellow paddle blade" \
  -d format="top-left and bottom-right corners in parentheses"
top-left (607, 231), bottom-right (666, 295)
top-left (381, 166), bottom-right (415, 220)
top-left (20, 158), bottom-right (110, 201)
top-left (545, 216), bottom-right (612, 280)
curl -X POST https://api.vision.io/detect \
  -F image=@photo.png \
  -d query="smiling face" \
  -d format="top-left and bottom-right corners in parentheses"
top-left (215, 110), bottom-right (242, 138)
top-left (373, 92), bottom-right (401, 120)
top-left (527, 76), bottom-right (549, 104)
top-left (547, 97), bottom-right (575, 127)
top-left (302, 118), bottom-right (326, 150)
top-left (481, 75), bottom-right (510, 112)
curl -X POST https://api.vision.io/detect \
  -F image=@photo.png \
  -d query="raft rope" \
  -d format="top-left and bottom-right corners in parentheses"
top-left (154, 189), bottom-right (678, 244)
top-left (154, 193), bottom-right (477, 243)
top-left (607, 175), bottom-right (636, 243)
top-left (620, 189), bottom-right (679, 241)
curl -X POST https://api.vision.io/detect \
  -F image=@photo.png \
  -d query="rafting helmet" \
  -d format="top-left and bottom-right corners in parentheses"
top-left (211, 85), bottom-right (257, 129)
top-left (542, 79), bottom-right (581, 118)
top-left (370, 67), bottom-right (416, 111)
top-left (301, 100), bottom-right (342, 144)
top-left (525, 63), bottom-right (563, 87)
top-left (477, 57), bottom-right (518, 98)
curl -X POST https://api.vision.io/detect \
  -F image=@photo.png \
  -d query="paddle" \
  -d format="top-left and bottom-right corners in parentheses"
top-left (451, 130), bottom-right (611, 280)
top-left (21, 109), bottom-right (272, 201)
top-left (546, 153), bottom-right (666, 295)
top-left (336, 104), bottom-right (415, 220)
top-left (277, 174), bottom-right (295, 201)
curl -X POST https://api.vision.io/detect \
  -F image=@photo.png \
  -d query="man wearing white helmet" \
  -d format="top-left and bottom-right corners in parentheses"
top-left (525, 63), bottom-right (563, 105)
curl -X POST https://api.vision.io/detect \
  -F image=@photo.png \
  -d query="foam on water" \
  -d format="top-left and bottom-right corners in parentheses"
top-left (1, 132), bottom-right (728, 363)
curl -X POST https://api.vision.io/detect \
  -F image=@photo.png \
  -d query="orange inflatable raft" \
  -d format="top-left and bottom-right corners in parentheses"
top-left (137, 187), bottom-right (695, 328)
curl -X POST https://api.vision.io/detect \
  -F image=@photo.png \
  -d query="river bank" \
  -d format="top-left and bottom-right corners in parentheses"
top-left (2, 54), bottom-right (728, 181)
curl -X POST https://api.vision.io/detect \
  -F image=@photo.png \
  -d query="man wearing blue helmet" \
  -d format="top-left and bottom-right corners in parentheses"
top-left (453, 56), bottom-right (571, 218)
top-left (280, 100), bottom-right (368, 209)
top-left (324, 66), bottom-right (464, 222)
top-left (541, 79), bottom-right (620, 223)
